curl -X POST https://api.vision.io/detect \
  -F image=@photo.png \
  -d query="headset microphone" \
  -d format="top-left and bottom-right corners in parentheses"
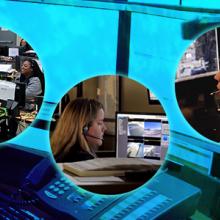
top-left (83, 126), bottom-right (104, 141)
top-left (85, 134), bottom-right (104, 141)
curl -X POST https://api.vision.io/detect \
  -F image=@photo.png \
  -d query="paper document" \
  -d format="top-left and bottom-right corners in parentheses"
top-left (63, 158), bottom-right (162, 177)
top-left (73, 176), bottom-right (124, 182)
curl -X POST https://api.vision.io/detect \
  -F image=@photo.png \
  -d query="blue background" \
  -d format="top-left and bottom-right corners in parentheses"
top-left (1, 0), bottom-right (220, 219)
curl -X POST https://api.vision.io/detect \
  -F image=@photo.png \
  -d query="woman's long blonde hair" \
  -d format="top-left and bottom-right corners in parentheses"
top-left (51, 98), bottom-right (104, 161)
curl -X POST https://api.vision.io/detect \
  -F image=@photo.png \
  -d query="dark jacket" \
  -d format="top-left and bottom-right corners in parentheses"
top-left (56, 144), bottom-right (94, 163)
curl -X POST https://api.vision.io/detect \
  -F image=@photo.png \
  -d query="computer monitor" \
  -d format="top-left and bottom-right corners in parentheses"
top-left (0, 80), bottom-right (26, 107)
top-left (8, 47), bottom-right (19, 57)
top-left (0, 80), bottom-right (16, 101)
top-left (116, 112), bottom-right (169, 160)
top-left (0, 63), bottom-right (13, 78)
top-left (0, 46), bottom-right (24, 57)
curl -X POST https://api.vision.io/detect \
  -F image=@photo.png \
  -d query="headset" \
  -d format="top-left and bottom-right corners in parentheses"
top-left (82, 99), bottom-right (104, 141)
top-left (83, 125), bottom-right (104, 141)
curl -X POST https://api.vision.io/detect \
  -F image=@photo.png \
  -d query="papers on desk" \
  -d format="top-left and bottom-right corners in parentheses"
top-left (73, 176), bottom-right (124, 183)
top-left (63, 157), bottom-right (162, 177)
top-left (19, 111), bottom-right (37, 122)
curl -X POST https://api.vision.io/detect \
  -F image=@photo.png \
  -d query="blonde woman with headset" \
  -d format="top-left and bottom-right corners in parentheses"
top-left (51, 98), bottom-right (107, 162)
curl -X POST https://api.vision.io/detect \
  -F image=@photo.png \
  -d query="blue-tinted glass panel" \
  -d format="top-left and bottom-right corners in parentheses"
top-left (182, 0), bottom-right (220, 10)
top-left (128, 0), bottom-right (180, 6)
top-left (1, 2), bottom-right (119, 103)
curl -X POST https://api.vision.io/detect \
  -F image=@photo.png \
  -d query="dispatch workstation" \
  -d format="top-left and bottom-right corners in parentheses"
top-left (0, 28), bottom-right (44, 141)
top-left (49, 75), bottom-right (170, 194)
top-left (61, 111), bottom-right (169, 194)
top-left (49, 73), bottom-right (219, 219)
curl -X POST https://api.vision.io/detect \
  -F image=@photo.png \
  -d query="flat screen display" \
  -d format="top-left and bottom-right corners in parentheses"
top-left (116, 112), bottom-right (169, 160)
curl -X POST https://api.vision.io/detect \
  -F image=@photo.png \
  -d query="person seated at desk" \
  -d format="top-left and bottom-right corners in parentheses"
top-left (7, 58), bottom-right (44, 136)
top-left (15, 58), bottom-right (44, 102)
top-left (51, 98), bottom-right (107, 162)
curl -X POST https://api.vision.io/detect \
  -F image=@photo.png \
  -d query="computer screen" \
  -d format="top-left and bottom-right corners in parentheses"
top-left (116, 112), bottom-right (169, 160)
top-left (0, 63), bottom-right (12, 75)
top-left (0, 80), bottom-right (26, 107)
top-left (8, 47), bottom-right (19, 57)
top-left (0, 80), bottom-right (16, 101)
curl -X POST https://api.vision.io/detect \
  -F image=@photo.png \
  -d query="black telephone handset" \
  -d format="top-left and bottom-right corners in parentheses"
top-left (0, 145), bottom-right (78, 220)
top-left (22, 157), bottom-right (55, 190)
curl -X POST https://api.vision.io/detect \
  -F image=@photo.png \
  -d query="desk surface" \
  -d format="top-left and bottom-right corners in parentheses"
top-left (59, 159), bottom-right (162, 194)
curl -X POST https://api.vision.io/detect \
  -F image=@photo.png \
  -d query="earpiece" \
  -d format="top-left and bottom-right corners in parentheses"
top-left (83, 126), bottom-right (89, 134)
top-left (30, 59), bottom-right (35, 68)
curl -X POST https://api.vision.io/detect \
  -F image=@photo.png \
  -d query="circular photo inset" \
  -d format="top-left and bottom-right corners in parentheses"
top-left (0, 27), bottom-right (45, 142)
top-left (50, 75), bottom-right (170, 194)
top-left (175, 28), bottom-right (220, 142)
